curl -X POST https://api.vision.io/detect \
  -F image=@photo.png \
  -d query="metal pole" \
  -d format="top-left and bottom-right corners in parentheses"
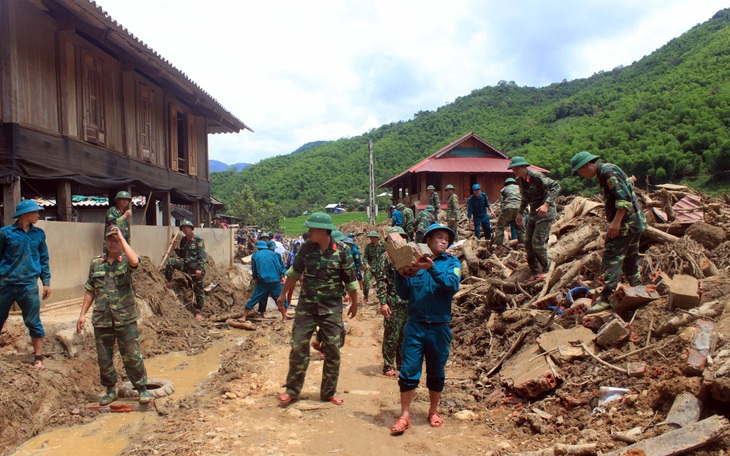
top-left (369, 140), bottom-right (376, 226)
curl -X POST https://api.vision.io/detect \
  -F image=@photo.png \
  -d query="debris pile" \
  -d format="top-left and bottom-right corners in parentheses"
top-left (445, 185), bottom-right (730, 454)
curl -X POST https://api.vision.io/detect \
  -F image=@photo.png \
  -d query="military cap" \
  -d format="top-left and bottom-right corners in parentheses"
top-left (367, 230), bottom-right (380, 238)
top-left (12, 200), bottom-right (44, 218)
top-left (570, 151), bottom-right (600, 174)
top-left (426, 185), bottom-right (436, 190)
top-left (115, 191), bottom-right (132, 200)
top-left (507, 156), bottom-right (530, 169)
top-left (444, 184), bottom-right (454, 191)
top-left (424, 223), bottom-right (455, 246)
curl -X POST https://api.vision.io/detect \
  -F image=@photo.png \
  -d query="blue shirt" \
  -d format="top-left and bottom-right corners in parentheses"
top-left (251, 249), bottom-right (284, 284)
top-left (0, 223), bottom-right (51, 286)
top-left (392, 210), bottom-right (403, 226)
top-left (350, 244), bottom-right (362, 268)
top-left (467, 193), bottom-right (491, 219)
top-left (396, 253), bottom-right (461, 323)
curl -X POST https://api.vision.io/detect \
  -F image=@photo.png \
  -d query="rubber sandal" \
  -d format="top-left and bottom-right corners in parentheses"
top-left (428, 412), bottom-right (444, 427)
top-left (390, 416), bottom-right (411, 435)
top-left (277, 393), bottom-right (297, 405)
top-left (384, 368), bottom-right (398, 377)
top-left (325, 396), bottom-right (344, 406)
top-left (33, 355), bottom-right (45, 369)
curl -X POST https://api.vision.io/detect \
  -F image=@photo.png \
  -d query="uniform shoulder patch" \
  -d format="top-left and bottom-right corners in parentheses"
top-left (607, 177), bottom-right (617, 189)
top-left (453, 267), bottom-right (461, 277)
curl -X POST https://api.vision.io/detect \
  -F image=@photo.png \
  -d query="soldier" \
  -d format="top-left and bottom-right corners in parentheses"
top-left (377, 226), bottom-right (408, 377)
top-left (426, 185), bottom-right (440, 219)
top-left (241, 240), bottom-right (286, 321)
top-left (414, 205), bottom-right (436, 243)
top-left (106, 191), bottom-right (132, 245)
top-left (276, 212), bottom-right (358, 406)
top-left (343, 237), bottom-right (365, 297)
top-left (494, 178), bottom-right (526, 246)
top-left (0, 200), bottom-right (51, 368)
top-left (77, 225), bottom-right (150, 405)
top-left (390, 223), bottom-right (461, 435)
top-left (571, 151), bottom-right (647, 313)
top-left (467, 184), bottom-right (495, 240)
top-left (164, 220), bottom-right (207, 320)
top-left (444, 184), bottom-right (460, 242)
top-left (362, 230), bottom-right (385, 302)
top-left (398, 204), bottom-right (415, 242)
top-left (509, 156), bottom-right (561, 283)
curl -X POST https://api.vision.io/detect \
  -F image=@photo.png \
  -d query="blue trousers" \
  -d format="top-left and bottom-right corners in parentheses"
top-left (246, 281), bottom-right (283, 313)
top-left (398, 320), bottom-right (451, 393)
top-left (0, 282), bottom-right (44, 338)
top-left (473, 213), bottom-right (492, 240)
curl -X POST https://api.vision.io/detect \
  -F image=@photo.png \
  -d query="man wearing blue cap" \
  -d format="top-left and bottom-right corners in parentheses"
top-left (0, 200), bottom-right (51, 368)
top-left (241, 240), bottom-right (286, 322)
top-left (467, 184), bottom-right (495, 240)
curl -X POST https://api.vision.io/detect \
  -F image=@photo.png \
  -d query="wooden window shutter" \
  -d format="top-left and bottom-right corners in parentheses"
top-left (81, 49), bottom-right (105, 145)
top-left (168, 104), bottom-right (178, 171)
top-left (137, 83), bottom-right (154, 163)
top-left (187, 113), bottom-right (197, 176)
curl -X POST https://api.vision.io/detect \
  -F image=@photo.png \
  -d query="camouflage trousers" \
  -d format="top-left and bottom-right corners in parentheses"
top-left (363, 269), bottom-right (372, 300)
top-left (165, 258), bottom-right (205, 312)
top-left (525, 207), bottom-right (556, 274)
top-left (94, 322), bottom-right (147, 390)
top-left (285, 310), bottom-right (343, 400)
top-left (448, 220), bottom-right (459, 243)
top-left (382, 302), bottom-right (407, 372)
top-left (494, 208), bottom-right (525, 245)
top-left (403, 225), bottom-right (414, 242)
top-left (601, 231), bottom-right (643, 300)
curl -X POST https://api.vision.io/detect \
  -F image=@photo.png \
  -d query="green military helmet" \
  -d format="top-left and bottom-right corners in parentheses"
top-left (426, 185), bottom-right (436, 190)
top-left (180, 219), bottom-right (194, 229)
top-left (387, 226), bottom-right (406, 235)
top-left (396, 203), bottom-right (405, 210)
top-left (444, 184), bottom-right (454, 191)
top-left (570, 151), bottom-right (600, 175)
top-left (504, 177), bottom-right (517, 185)
top-left (425, 205), bottom-right (434, 212)
top-left (507, 156), bottom-right (530, 169)
top-left (304, 211), bottom-right (337, 230)
top-left (367, 230), bottom-right (380, 238)
top-left (331, 230), bottom-right (346, 241)
top-left (115, 190), bottom-right (132, 200)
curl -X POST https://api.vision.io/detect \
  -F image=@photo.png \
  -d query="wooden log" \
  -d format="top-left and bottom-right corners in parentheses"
top-left (549, 251), bottom-right (601, 294)
top-left (549, 224), bottom-right (600, 266)
top-left (654, 299), bottom-right (724, 335)
top-left (643, 225), bottom-right (681, 244)
top-left (508, 443), bottom-right (597, 456)
top-left (603, 415), bottom-right (729, 456)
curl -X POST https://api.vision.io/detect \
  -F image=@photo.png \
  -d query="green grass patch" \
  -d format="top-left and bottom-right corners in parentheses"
top-left (281, 211), bottom-right (388, 236)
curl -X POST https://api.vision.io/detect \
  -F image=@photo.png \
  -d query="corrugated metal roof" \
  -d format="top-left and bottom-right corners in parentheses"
top-left (651, 194), bottom-right (704, 224)
top-left (32, 196), bottom-right (147, 207)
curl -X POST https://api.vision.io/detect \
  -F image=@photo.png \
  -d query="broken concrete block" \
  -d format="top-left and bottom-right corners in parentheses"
top-left (704, 350), bottom-right (730, 402)
top-left (595, 316), bottom-right (630, 349)
top-left (537, 326), bottom-right (596, 364)
top-left (653, 272), bottom-right (673, 296)
top-left (582, 310), bottom-right (614, 331)
top-left (668, 274), bottom-right (700, 310)
top-left (627, 362), bottom-right (648, 378)
top-left (613, 285), bottom-right (661, 312)
top-left (685, 320), bottom-right (716, 376)
top-left (664, 392), bottom-right (702, 428)
top-left (384, 233), bottom-right (432, 273)
top-left (500, 344), bottom-right (560, 398)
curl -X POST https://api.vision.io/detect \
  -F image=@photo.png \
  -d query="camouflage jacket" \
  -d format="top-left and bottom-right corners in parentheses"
top-left (518, 168), bottom-right (561, 214)
top-left (447, 194), bottom-right (460, 220)
top-left (402, 208), bottom-right (415, 234)
top-left (175, 234), bottom-right (207, 271)
top-left (500, 184), bottom-right (522, 210)
top-left (287, 238), bottom-right (358, 315)
top-left (85, 253), bottom-right (139, 328)
top-left (363, 242), bottom-right (385, 279)
top-left (376, 253), bottom-right (407, 308)
top-left (429, 192), bottom-right (441, 213)
top-left (598, 162), bottom-right (647, 235)
top-left (106, 206), bottom-right (131, 242)
top-left (415, 210), bottom-right (436, 234)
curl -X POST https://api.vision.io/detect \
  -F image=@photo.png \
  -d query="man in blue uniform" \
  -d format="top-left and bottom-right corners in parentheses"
top-left (242, 240), bottom-right (286, 321)
top-left (467, 184), bottom-right (495, 240)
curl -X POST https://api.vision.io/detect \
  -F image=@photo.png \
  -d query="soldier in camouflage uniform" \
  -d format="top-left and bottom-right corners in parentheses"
top-left (444, 184), bottom-right (460, 242)
top-left (398, 204), bottom-right (415, 242)
top-left (509, 156), bottom-right (561, 283)
top-left (377, 226), bottom-right (408, 376)
top-left (276, 212), bottom-right (359, 406)
top-left (104, 191), bottom-right (132, 253)
top-left (494, 178), bottom-right (526, 245)
top-left (362, 230), bottom-right (385, 302)
top-left (427, 185), bottom-right (440, 219)
top-left (77, 225), bottom-right (150, 405)
top-left (414, 205), bottom-right (436, 243)
top-left (571, 152), bottom-right (648, 313)
top-left (164, 220), bottom-right (207, 320)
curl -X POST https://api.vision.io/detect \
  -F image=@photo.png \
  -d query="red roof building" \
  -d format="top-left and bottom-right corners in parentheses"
top-left (378, 133), bottom-right (548, 211)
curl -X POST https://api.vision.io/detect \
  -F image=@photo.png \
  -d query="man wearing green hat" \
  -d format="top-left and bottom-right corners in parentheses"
top-left (106, 191), bottom-right (133, 246)
top-left (376, 226), bottom-right (408, 377)
top-left (0, 200), bottom-right (51, 368)
top-left (362, 230), bottom-right (385, 302)
top-left (164, 220), bottom-right (207, 320)
top-left (494, 178), bottom-right (525, 246)
top-left (508, 156), bottom-right (560, 283)
top-left (398, 203), bottom-right (415, 242)
top-left (444, 184), bottom-right (460, 242)
top-left (276, 212), bottom-right (358, 406)
top-left (571, 151), bottom-right (647, 313)
top-left (426, 185), bottom-right (440, 219)
top-left (414, 205), bottom-right (436, 243)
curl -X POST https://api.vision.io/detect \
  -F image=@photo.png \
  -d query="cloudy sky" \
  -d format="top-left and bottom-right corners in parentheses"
top-left (100, 0), bottom-right (730, 165)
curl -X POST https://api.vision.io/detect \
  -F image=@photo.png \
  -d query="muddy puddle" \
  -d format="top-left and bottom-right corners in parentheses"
top-left (12, 337), bottom-right (239, 456)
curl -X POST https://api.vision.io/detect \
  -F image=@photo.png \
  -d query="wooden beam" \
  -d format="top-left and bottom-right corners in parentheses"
top-left (2, 178), bottom-right (21, 227)
top-left (56, 180), bottom-right (72, 221)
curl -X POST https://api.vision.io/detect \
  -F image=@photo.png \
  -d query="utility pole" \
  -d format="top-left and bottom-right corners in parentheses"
top-left (368, 140), bottom-right (377, 226)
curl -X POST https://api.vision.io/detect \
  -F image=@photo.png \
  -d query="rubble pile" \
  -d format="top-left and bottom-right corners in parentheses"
top-left (445, 185), bottom-right (730, 455)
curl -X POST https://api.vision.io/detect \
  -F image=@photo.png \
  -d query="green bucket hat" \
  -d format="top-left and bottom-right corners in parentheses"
top-left (426, 185), bottom-right (436, 190)
top-left (304, 212), bottom-right (336, 230)
top-left (507, 156), bottom-right (530, 169)
top-left (570, 151), bottom-right (600, 174)
top-left (444, 184), bottom-right (454, 191)
top-left (367, 230), bottom-right (380, 238)
top-left (115, 190), bottom-right (132, 200)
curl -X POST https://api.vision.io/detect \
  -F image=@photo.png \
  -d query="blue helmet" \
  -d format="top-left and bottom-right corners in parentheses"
top-left (266, 240), bottom-right (276, 250)
top-left (472, 184), bottom-right (481, 190)
top-left (255, 240), bottom-right (268, 250)
top-left (424, 223), bottom-right (455, 246)
top-left (13, 200), bottom-right (44, 218)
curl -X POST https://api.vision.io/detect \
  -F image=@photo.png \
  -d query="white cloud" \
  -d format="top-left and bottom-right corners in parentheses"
top-left (99, 0), bottom-right (730, 164)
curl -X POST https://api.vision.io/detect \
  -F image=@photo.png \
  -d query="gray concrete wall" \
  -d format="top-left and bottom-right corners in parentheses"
top-left (35, 221), bottom-right (233, 304)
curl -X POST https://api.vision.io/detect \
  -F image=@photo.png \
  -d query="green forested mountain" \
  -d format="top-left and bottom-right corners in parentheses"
top-left (212, 9), bottom-right (730, 217)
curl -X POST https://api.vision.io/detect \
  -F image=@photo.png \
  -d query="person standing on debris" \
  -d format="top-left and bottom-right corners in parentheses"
top-left (362, 230), bottom-right (385, 302)
top-left (106, 191), bottom-right (132, 245)
top-left (241, 240), bottom-right (286, 321)
top-left (276, 212), bottom-right (358, 406)
top-left (509, 156), bottom-right (561, 283)
top-left (467, 184), bottom-right (495, 240)
top-left (77, 225), bottom-right (150, 405)
top-left (164, 220), bottom-right (207, 320)
top-left (427, 185), bottom-right (441, 219)
top-left (414, 205), bottom-right (437, 243)
top-left (494, 178), bottom-right (526, 246)
top-left (377, 226), bottom-right (408, 377)
top-left (0, 200), bottom-right (51, 369)
top-left (390, 223), bottom-right (461, 435)
top-left (391, 204), bottom-right (403, 227)
top-left (444, 184), bottom-right (460, 242)
top-left (571, 151), bottom-right (648, 313)
top-left (398, 204), bottom-right (415, 242)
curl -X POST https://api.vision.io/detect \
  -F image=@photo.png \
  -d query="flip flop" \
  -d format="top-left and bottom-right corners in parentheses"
top-left (384, 368), bottom-right (398, 377)
top-left (33, 355), bottom-right (45, 369)
top-left (390, 416), bottom-right (411, 435)
top-left (428, 412), bottom-right (444, 427)
top-left (325, 396), bottom-right (344, 406)
top-left (277, 392), bottom-right (297, 405)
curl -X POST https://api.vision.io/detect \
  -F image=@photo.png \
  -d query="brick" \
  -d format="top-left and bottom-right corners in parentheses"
top-left (582, 311), bottom-right (614, 331)
top-left (613, 285), bottom-right (661, 312)
top-left (685, 320), bottom-right (716, 376)
top-left (384, 233), bottom-right (432, 273)
top-left (537, 326), bottom-right (596, 364)
top-left (627, 362), bottom-right (648, 378)
top-left (668, 274), bottom-right (701, 310)
top-left (595, 316), bottom-right (630, 349)
top-left (500, 344), bottom-right (560, 398)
